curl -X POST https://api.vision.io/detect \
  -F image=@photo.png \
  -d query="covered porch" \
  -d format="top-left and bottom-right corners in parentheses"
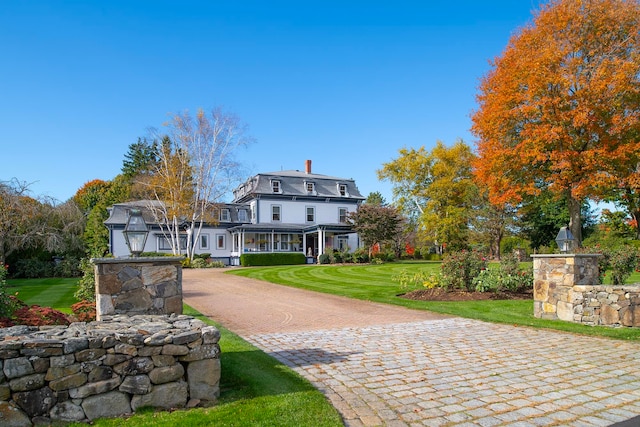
top-left (228, 223), bottom-right (359, 265)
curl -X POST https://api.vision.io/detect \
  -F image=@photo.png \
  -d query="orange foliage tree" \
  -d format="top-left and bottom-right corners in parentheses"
top-left (472, 0), bottom-right (640, 245)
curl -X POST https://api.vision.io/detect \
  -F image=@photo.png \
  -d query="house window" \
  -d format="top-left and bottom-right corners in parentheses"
top-left (220, 208), bottom-right (230, 222)
top-left (338, 184), bottom-right (348, 196)
top-left (306, 206), bottom-right (315, 223)
top-left (272, 205), bottom-right (281, 222)
top-left (200, 234), bottom-right (210, 250)
top-left (272, 180), bottom-right (281, 193)
top-left (337, 236), bottom-right (349, 251)
top-left (257, 233), bottom-right (270, 251)
top-left (306, 182), bottom-right (315, 193)
top-left (158, 235), bottom-right (187, 250)
top-left (279, 234), bottom-right (290, 251)
top-left (216, 234), bottom-right (226, 250)
top-left (238, 209), bottom-right (248, 222)
top-left (339, 207), bottom-right (348, 223)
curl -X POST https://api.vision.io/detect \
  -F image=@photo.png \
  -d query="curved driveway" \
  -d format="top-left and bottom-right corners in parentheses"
top-left (183, 268), bottom-right (640, 427)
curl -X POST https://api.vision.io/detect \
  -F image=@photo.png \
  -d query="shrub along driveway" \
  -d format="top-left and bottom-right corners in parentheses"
top-left (183, 268), bottom-right (640, 426)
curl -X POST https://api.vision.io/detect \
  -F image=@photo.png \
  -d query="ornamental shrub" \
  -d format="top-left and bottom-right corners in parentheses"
top-left (607, 247), bottom-right (639, 286)
top-left (191, 258), bottom-right (208, 268)
top-left (582, 244), bottom-right (640, 285)
top-left (240, 252), bottom-right (306, 267)
top-left (71, 300), bottom-right (97, 322)
top-left (440, 250), bottom-right (488, 291)
top-left (0, 264), bottom-right (21, 318)
top-left (74, 258), bottom-right (96, 302)
top-left (12, 305), bottom-right (69, 326)
top-left (318, 253), bottom-right (332, 264)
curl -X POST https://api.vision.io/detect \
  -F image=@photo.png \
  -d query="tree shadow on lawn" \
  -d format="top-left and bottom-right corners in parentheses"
top-left (218, 347), bottom-right (356, 401)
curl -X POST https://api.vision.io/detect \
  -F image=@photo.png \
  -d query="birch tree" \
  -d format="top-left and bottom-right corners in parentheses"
top-left (145, 108), bottom-right (253, 260)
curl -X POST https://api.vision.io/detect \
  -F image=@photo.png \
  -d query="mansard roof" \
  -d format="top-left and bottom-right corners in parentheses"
top-left (104, 200), bottom-right (250, 227)
top-left (232, 169), bottom-right (365, 203)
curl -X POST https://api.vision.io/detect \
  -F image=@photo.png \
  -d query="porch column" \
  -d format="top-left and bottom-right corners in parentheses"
top-left (318, 229), bottom-right (324, 256)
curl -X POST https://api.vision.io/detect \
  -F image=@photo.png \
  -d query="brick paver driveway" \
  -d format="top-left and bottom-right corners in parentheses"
top-left (183, 268), bottom-right (640, 427)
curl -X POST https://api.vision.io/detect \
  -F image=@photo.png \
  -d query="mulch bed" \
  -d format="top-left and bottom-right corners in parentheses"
top-left (400, 287), bottom-right (533, 301)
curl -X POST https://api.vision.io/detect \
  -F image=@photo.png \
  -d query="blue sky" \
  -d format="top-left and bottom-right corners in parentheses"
top-left (1, 1), bottom-right (542, 203)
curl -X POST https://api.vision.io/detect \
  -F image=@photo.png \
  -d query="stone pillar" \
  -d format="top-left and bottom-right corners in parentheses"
top-left (92, 257), bottom-right (184, 320)
top-left (532, 254), bottom-right (600, 321)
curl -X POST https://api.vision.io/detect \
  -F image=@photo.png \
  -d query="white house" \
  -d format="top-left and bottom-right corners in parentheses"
top-left (104, 160), bottom-right (366, 264)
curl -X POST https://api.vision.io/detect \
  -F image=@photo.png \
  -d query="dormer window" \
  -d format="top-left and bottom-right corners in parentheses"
top-left (272, 180), bottom-right (281, 193)
top-left (219, 208), bottom-right (230, 222)
top-left (306, 181), bottom-right (315, 194)
top-left (338, 184), bottom-right (348, 197)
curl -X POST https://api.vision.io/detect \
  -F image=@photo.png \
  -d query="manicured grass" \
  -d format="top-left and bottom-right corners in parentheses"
top-left (86, 305), bottom-right (342, 427)
top-left (7, 277), bottom-right (79, 313)
top-left (228, 262), bottom-right (640, 341)
top-left (5, 278), bottom-right (342, 427)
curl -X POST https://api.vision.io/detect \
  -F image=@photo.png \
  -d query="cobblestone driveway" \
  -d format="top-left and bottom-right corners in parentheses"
top-left (183, 269), bottom-right (640, 426)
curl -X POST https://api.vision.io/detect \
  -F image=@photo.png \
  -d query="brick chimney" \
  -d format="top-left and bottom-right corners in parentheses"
top-left (305, 160), bottom-right (312, 174)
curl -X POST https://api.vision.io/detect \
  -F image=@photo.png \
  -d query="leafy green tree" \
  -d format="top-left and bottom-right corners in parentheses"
top-left (122, 137), bottom-right (158, 178)
top-left (518, 192), bottom-right (595, 251)
top-left (366, 191), bottom-right (387, 206)
top-left (80, 176), bottom-right (131, 257)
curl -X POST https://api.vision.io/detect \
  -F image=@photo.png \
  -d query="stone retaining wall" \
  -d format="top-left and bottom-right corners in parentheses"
top-left (92, 257), bottom-right (184, 320)
top-left (0, 314), bottom-right (220, 426)
top-left (533, 254), bottom-right (640, 327)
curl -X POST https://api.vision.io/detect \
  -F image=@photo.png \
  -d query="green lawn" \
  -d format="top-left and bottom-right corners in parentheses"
top-left (7, 277), bottom-right (79, 313)
top-left (4, 277), bottom-right (342, 427)
top-left (87, 306), bottom-right (342, 427)
top-left (228, 262), bottom-right (640, 341)
top-left (6, 263), bottom-right (640, 424)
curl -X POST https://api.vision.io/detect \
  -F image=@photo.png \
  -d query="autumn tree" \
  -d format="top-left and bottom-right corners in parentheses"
top-left (472, 0), bottom-right (640, 245)
top-left (75, 176), bottom-right (131, 257)
top-left (378, 140), bottom-right (477, 252)
top-left (145, 108), bottom-right (253, 260)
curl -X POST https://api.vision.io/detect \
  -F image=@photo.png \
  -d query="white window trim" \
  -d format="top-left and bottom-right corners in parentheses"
top-left (306, 206), bottom-right (315, 223)
top-left (220, 208), bottom-right (231, 222)
top-left (338, 183), bottom-right (349, 197)
top-left (305, 181), bottom-right (316, 194)
top-left (216, 234), bottom-right (226, 250)
top-left (272, 205), bottom-right (282, 222)
top-left (339, 207), bottom-right (348, 223)
top-left (199, 233), bottom-right (210, 250)
top-left (271, 180), bottom-right (282, 194)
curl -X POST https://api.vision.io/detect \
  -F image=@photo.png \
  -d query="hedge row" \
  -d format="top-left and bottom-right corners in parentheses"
top-left (240, 253), bottom-right (307, 267)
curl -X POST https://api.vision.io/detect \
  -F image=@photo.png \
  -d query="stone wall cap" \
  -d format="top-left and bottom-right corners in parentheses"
top-left (91, 257), bottom-right (185, 264)
top-left (531, 254), bottom-right (602, 259)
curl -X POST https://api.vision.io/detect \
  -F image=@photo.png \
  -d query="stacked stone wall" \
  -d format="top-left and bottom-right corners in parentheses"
top-left (92, 257), bottom-right (184, 320)
top-left (0, 314), bottom-right (220, 426)
top-left (566, 285), bottom-right (640, 326)
top-left (533, 254), bottom-right (640, 327)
